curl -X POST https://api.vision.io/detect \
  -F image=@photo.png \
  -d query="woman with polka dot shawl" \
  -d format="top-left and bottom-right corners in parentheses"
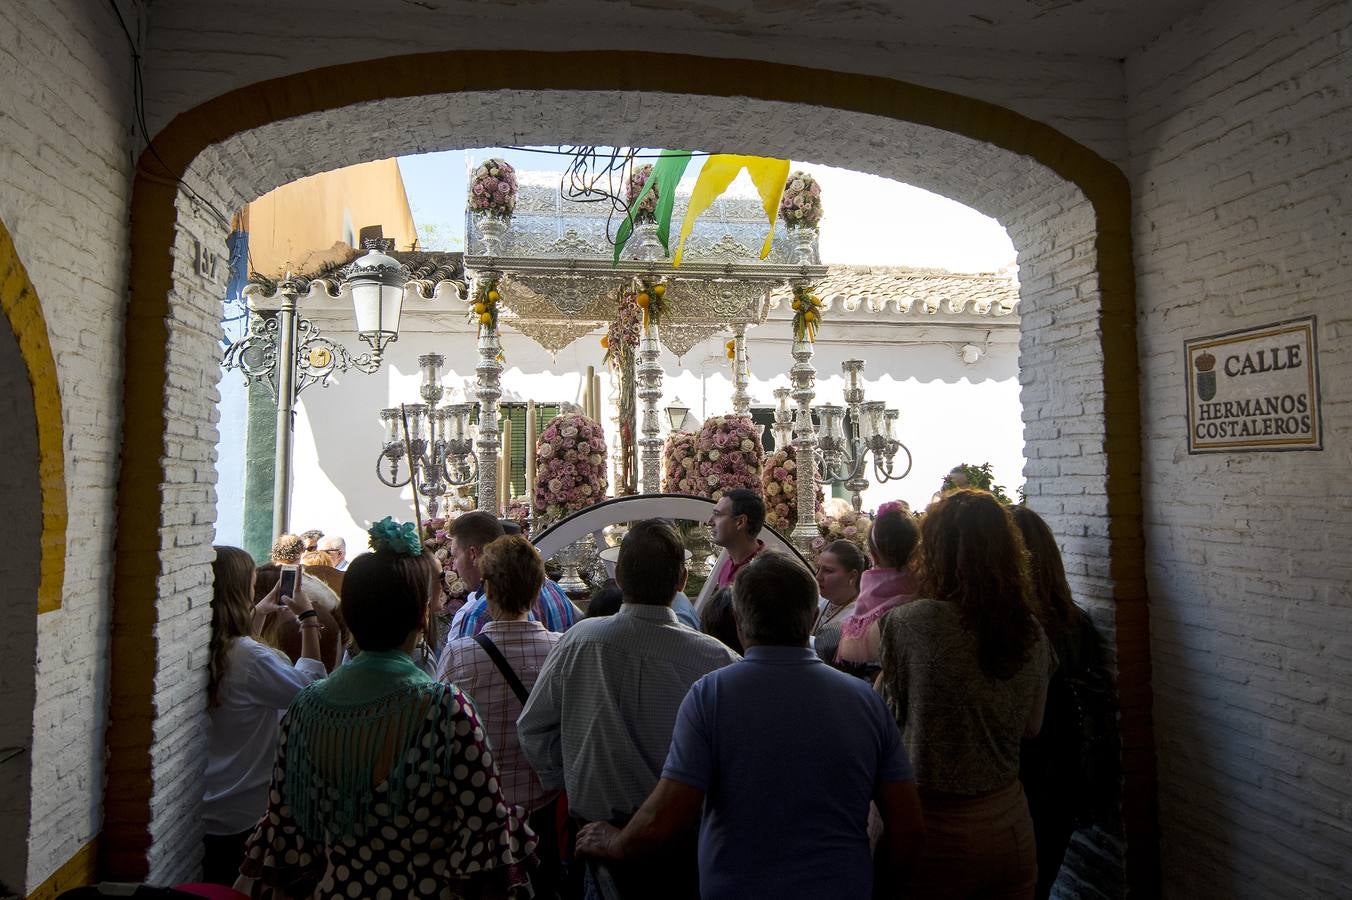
top-left (240, 518), bottom-right (537, 898)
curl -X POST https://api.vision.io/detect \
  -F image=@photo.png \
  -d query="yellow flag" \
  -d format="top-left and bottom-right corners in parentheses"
top-left (672, 155), bottom-right (791, 267)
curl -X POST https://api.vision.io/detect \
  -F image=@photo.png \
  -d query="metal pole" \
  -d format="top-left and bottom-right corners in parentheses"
top-left (271, 284), bottom-right (299, 538)
top-left (637, 324), bottom-right (664, 493)
top-left (789, 337), bottom-right (820, 551)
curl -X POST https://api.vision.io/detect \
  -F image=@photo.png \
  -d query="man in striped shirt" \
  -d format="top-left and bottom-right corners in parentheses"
top-left (518, 519), bottom-right (740, 898)
top-left (440, 512), bottom-right (581, 662)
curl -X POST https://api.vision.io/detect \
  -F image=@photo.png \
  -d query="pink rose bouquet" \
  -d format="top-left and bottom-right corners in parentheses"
top-left (663, 430), bottom-right (699, 494)
top-left (626, 163), bottom-right (660, 222)
top-left (761, 446), bottom-right (823, 533)
top-left (469, 158), bottom-right (518, 218)
top-left (533, 412), bottom-right (608, 524)
top-left (779, 171), bottom-right (823, 230)
top-left (694, 415), bottom-right (764, 501)
top-left (810, 507), bottom-right (873, 565)
top-left (420, 514), bottom-right (469, 598)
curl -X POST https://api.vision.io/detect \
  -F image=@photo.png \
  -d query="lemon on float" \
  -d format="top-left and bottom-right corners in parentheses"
top-left (792, 299), bottom-right (802, 311)
top-left (487, 289), bottom-right (500, 302)
top-left (806, 310), bottom-right (819, 322)
top-left (726, 339), bottom-right (736, 350)
top-left (479, 312), bottom-right (493, 325)
top-left (726, 349), bottom-right (736, 359)
top-left (600, 334), bottom-right (610, 348)
top-left (636, 293), bottom-right (651, 308)
top-left (653, 284), bottom-right (666, 297)
top-left (809, 295), bottom-right (822, 306)
top-left (473, 302), bottom-right (486, 314)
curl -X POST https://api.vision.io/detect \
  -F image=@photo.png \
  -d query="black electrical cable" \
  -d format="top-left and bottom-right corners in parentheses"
top-left (105, 0), bottom-right (234, 233)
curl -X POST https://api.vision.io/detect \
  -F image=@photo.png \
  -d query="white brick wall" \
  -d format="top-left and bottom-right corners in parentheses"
top-left (135, 2), bottom-right (1130, 171)
top-left (0, 0), bottom-right (134, 891)
top-left (1128, 0), bottom-right (1352, 895)
top-left (133, 87), bottom-right (1118, 889)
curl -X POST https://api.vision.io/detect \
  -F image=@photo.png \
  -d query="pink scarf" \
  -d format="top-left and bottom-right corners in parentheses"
top-left (838, 567), bottom-right (918, 642)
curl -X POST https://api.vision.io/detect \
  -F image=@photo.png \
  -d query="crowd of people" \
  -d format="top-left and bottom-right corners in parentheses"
top-left (202, 487), bottom-right (1116, 899)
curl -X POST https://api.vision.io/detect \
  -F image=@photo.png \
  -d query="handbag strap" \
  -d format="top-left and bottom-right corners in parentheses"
top-left (473, 633), bottom-right (531, 705)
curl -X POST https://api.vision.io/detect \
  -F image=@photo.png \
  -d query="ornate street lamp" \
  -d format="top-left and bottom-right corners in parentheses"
top-left (665, 396), bottom-right (691, 433)
top-left (224, 245), bottom-right (408, 537)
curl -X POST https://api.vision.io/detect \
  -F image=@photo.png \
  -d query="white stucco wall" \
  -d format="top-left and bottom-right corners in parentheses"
top-left (274, 316), bottom-right (1024, 553)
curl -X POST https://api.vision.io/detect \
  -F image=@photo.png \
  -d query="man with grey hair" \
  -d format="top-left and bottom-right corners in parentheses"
top-left (520, 518), bottom-right (738, 897)
top-left (578, 551), bottom-right (924, 898)
top-left (316, 534), bottom-right (347, 571)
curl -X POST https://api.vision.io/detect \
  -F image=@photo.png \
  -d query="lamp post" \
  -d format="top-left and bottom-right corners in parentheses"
top-left (637, 323), bottom-right (664, 493)
top-left (225, 247), bottom-right (407, 537)
top-left (665, 396), bottom-right (691, 434)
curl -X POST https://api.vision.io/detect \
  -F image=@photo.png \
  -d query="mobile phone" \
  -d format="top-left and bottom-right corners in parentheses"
top-left (278, 564), bottom-right (300, 601)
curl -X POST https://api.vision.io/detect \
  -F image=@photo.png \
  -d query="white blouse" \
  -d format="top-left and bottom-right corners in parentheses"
top-left (203, 637), bottom-right (326, 835)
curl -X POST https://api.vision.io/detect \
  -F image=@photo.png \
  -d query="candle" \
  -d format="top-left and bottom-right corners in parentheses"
top-left (584, 365), bottom-right (595, 420)
top-left (500, 417), bottom-right (513, 511)
top-left (593, 373), bottom-right (603, 423)
top-left (525, 400), bottom-right (537, 506)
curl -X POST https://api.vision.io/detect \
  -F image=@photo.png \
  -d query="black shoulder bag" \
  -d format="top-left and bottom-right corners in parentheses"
top-left (473, 633), bottom-right (531, 705)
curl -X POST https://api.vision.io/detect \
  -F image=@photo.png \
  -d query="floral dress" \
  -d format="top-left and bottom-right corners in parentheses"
top-left (241, 650), bottom-right (536, 898)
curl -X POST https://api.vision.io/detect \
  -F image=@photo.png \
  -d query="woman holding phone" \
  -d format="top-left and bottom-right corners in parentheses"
top-left (202, 547), bottom-right (327, 886)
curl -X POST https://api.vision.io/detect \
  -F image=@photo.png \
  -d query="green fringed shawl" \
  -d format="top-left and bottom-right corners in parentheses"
top-left (282, 649), bottom-right (449, 842)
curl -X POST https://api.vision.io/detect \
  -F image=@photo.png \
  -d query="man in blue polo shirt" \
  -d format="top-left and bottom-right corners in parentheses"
top-left (577, 551), bottom-right (924, 898)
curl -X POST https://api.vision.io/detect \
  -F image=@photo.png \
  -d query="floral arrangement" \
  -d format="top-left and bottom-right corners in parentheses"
top-left (663, 430), bottom-right (699, 494)
top-left (633, 277), bottom-right (668, 330)
top-left (625, 163), bottom-right (660, 223)
top-left (601, 289), bottom-right (642, 366)
top-left (469, 158), bottom-right (518, 218)
top-left (779, 170), bottom-right (823, 230)
top-left (505, 497), bottom-right (532, 535)
top-left (420, 515), bottom-right (469, 597)
top-left (790, 283), bottom-right (823, 342)
top-left (368, 516), bottom-right (422, 557)
top-left (808, 507), bottom-right (873, 564)
top-left (761, 447), bottom-right (823, 533)
top-left (533, 412), bottom-right (608, 524)
top-left (469, 275), bottom-right (501, 334)
top-left (693, 415), bottom-right (764, 501)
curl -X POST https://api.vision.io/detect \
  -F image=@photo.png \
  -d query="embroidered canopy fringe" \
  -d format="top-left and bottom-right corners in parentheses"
top-left (282, 650), bottom-right (450, 842)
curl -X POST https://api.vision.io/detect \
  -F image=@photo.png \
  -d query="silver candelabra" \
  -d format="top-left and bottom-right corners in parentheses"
top-left (375, 353), bottom-right (478, 519)
top-left (814, 358), bottom-right (912, 510)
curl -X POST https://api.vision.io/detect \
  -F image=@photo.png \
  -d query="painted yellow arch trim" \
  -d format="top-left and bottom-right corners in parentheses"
top-left (0, 214), bottom-right (66, 614)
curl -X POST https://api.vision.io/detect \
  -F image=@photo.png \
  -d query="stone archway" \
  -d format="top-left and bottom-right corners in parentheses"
top-left (109, 52), bottom-right (1151, 891)
top-left (0, 216), bottom-right (66, 894)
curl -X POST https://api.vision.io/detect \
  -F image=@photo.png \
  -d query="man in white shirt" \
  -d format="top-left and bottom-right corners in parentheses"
top-left (317, 535), bottom-right (348, 571)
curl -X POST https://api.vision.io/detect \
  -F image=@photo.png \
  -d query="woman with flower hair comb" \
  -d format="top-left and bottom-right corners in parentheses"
top-left (239, 517), bottom-right (537, 898)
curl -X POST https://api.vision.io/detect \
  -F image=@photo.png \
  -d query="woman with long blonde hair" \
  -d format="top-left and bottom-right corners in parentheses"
top-left (876, 490), bottom-right (1049, 899)
top-left (203, 545), bottom-right (326, 886)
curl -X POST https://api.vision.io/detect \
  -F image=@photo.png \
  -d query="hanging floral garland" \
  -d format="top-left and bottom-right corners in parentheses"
top-left (634, 277), bottom-right (668, 330)
top-left (470, 276), bottom-right (501, 334)
top-left (790, 283), bottom-right (822, 342)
